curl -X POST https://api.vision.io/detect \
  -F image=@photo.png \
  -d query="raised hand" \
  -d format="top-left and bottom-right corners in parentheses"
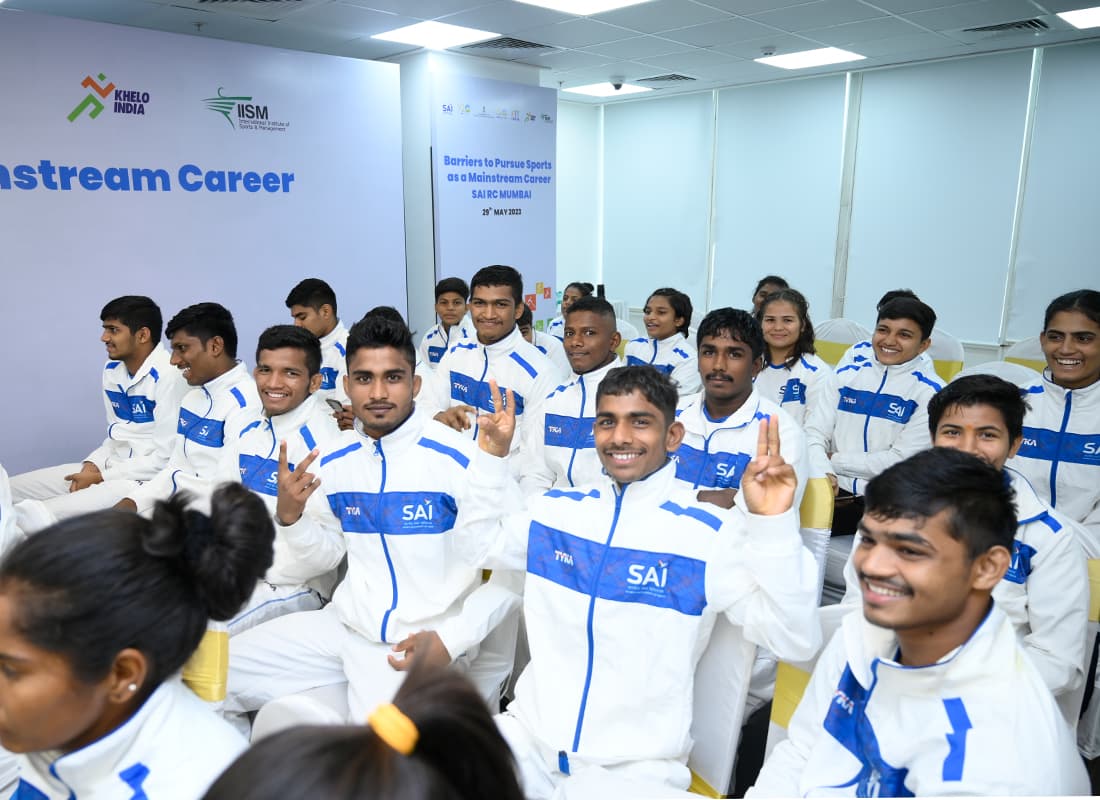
top-left (275, 440), bottom-right (321, 526)
top-left (740, 415), bottom-right (797, 517)
top-left (434, 404), bottom-right (475, 432)
top-left (477, 379), bottom-right (515, 458)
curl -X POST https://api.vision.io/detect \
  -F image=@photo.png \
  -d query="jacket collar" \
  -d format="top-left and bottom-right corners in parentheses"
top-left (353, 401), bottom-right (428, 453)
top-left (262, 394), bottom-right (326, 438)
top-left (319, 321), bottom-right (348, 350)
top-left (679, 387), bottom-right (764, 433)
top-left (572, 356), bottom-right (623, 386)
top-left (202, 361), bottom-right (249, 394)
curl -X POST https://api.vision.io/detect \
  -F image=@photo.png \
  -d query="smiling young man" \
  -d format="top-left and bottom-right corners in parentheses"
top-left (223, 314), bottom-right (519, 727)
top-left (418, 277), bottom-right (473, 370)
top-left (116, 302), bottom-right (260, 515)
top-left (805, 296), bottom-right (945, 534)
top-left (11, 296), bottom-right (188, 530)
top-left (675, 308), bottom-right (808, 511)
top-left (456, 365), bottom-right (821, 799)
top-left (751, 448), bottom-right (1089, 797)
top-left (422, 265), bottom-right (563, 464)
top-left (285, 278), bottom-right (349, 406)
top-left (519, 296), bottom-right (622, 495)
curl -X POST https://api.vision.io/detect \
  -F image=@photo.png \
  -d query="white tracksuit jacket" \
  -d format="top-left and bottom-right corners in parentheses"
top-left (418, 317), bottom-right (473, 370)
top-left (754, 353), bottom-right (833, 428)
top-left (84, 346), bottom-right (189, 481)
top-left (0, 464), bottom-right (17, 555)
top-left (274, 404), bottom-right (519, 660)
top-left (546, 314), bottom-right (565, 340)
top-left (316, 322), bottom-right (349, 405)
top-left (836, 340), bottom-right (935, 374)
top-left (675, 388), bottom-right (810, 505)
top-left (1008, 372), bottom-right (1100, 556)
top-left (624, 334), bottom-right (701, 396)
top-left (422, 326), bottom-right (564, 455)
top-left (14, 679), bottom-right (245, 800)
top-left (456, 454), bottom-right (821, 768)
top-left (519, 358), bottom-right (622, 497)
top-left (805, 357), bottom-right (944, 494)
top-left (128, 363), bottom-right (261, 514)
top-left (749, 607), bottom-right (1089, 797)
top-left (532, 329), bottom-right (571, 378)
top-left (839, 467), bottom-right (1090, 722)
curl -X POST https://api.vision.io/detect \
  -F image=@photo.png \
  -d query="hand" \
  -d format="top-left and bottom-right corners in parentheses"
top-left (275, 441), bottom-right (320, 526)
top-left (696, 488), bottom-right (737, 509)
top-left (114, 498), bottom-right (138, 513)
top-left (65, 462), bottom-right (102, 492)
top-left (388, 630), bottom-right (451, 671)
top-left (740, 416), bottom-right (797, 516)
top-left (477, 380), bottom-right (515, 458)
top-left (434, 405), bottom-right (474, 432)
top-left (826, 473), bottom-right (838, 495)
top-left (333, 405), bottom-right (355, 432)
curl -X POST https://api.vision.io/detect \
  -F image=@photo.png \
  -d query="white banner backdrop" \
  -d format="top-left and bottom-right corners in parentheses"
top-left (431, 74), bottom-right (557, 326)
top-left (0, 10), bottom-right (407, 473)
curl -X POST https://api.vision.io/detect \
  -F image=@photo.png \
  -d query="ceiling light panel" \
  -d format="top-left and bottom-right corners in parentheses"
top-left (755, 46), bottom-right (866, 69)
top-left (372, 21), bottom-right (498, 50)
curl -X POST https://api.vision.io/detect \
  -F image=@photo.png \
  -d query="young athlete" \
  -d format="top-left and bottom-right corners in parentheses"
top-left (675, 308), bottom-right (808, 510)
top-left (204, 661), bottom-right (524, 800)
top-left (418, 277), bottom-right (472, 370)
top-left (520, 296), bottom-right (622, 495)
top-left (286, 278), bottom-right (351, 429)
top-left (751, 275), bottom-right (788, 315)
top-left (624, 287), bottom-right (700, 396)
top-left (116, 302), bottom-right (261, 515)
top-left (751, 448), bottom-right (1089, 796)
top-left (518, 302), bottom-right (570, 378)
top-left (223, 315), bottom-right (519, 725)
top-left (754, 289), bottom-right (832, 427)
top-left (546, 281), bottom-right (594, 341)
top-left (11, 296), bottom-right (188, 526)
top-left (835, 289), bottom-right (933, 373)
top-left (457, 365), bottom-right (820, 798)
top-left (1008, 289), bottom-right (1100, 557)
top-left (804, 296), bottom-right (944, 534)
top-left (0, 484), bottom-right (274, 799)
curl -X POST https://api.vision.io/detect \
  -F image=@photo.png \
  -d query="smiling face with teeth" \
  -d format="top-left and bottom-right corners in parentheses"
top-left (871, 317), bottom-right (929, 367)
top-left (254, 347), bottom-right (321, 418)
top-left (594, 390), bottom-right (684, 486)
top-left (1042, 310), bottom-right (1100, 391)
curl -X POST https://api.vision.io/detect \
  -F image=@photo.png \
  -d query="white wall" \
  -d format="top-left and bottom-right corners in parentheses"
top-left (555, 101), bottom-right (601, 294)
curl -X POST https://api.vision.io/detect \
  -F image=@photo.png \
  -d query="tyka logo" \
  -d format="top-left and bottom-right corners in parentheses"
top-left (68, 73), bottom-right (116, 122)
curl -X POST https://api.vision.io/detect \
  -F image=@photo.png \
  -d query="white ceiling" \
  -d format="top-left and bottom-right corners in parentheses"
top-left (4, 0), bottom-right (1100, 101)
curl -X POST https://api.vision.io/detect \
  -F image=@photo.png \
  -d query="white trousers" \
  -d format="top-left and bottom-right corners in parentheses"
top-left (227, 582), bottom-right (324, 637)
top-left (12, 464), bottom-right (141, 534)
top-left (9, 463), bottom-right (82, 501)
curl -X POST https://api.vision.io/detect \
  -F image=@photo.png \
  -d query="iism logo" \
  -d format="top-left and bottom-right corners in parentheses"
top-left (202, 88), bottom-right (287, 131)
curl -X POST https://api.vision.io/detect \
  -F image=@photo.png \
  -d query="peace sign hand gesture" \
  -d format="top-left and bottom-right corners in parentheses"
top-left (275, 440), bottom-right (321, 526)
top-left (740, 415), bottom-right (797, 517)
top-left (477, 379), bottom-right (515, 458)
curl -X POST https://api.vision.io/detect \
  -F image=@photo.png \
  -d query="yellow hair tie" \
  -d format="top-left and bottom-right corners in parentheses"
top-left (368, 703), bottom-right (418, 755)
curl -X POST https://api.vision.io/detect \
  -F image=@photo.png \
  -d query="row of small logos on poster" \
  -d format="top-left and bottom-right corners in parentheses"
top-left (441, 102), bottom-right (553, 124)
top-left (67, 71), bottom-right (287, 132)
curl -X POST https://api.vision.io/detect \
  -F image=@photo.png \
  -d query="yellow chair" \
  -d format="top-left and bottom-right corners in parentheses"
top-left (927, 328), bottom-right (965, 382)
top-left (814, 319), bottom-right (872, 368)
top-left (1004, 335), bottom-right (1047, 374)
top-left (615, 317), bottom-right (639, 359)
top-left (799, 477), bottom-right (835, 604)
top-left (953, 360), bottom-right (1041, 387)
top-left (182, 621), bottom-right (230, 709)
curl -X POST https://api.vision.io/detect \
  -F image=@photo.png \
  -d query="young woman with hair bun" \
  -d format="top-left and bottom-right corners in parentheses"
top-left (0, 483), bottom-right (273, 799)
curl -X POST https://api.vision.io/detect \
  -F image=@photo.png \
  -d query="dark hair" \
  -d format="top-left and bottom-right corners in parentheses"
top-left (753, 275), bottom-right (789, 297)
top-left (757, 288), bottom-right (817, 368)
top-left (165, 302), bottom-right (239, 359)
top-left (597, 365), bottom-right (678, 426)
top-left (346, 313), bottom-right (416, 370)
top-left (647, 288), bottom-right (692, 336)
top-left (0, 484), bottom-right (272, 690)
top-left (864, 448), bottom-right (1016, 559)
top-left (255, 325), bottom-right (322, 378)
top-left (100, 296), bottom-right (163, 342)
top-left (471, 265), bottom-right (523, 306)
top-left (565, 296), bottom-right (617, 325)
top-left (517, 303), bottom-right (533, 327)
top-left (876, 296), bottom-right (937, 341)
top-left (928, 374), bottom-right (1027, 442)
top-left (202, 661), bottom-right (524, 800)
top-left (285, 278), bottom-right (338, 316)
top-left (362, 306), bottom-right (406, 326)
top-left (1043, 289), bottom-right (1100, 329)
top-left (434, 277), bottom-right (469, 302)
top-left (564, 282), bottom-right (595, 297)
top-left (877, 289), bottom-right (919, 311)
top-left (697, 307), bottom-right (765, 362)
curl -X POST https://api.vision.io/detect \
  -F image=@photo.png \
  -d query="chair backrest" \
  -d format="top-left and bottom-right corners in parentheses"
top-left (1004, 335), bottom-right (1046, 373)
top-left (764, 661), bottom-right (814, 760)
top-left (814, 319), bottom-right (871, 367)
top-left (799, 477), bottom-right (835, 604)
top-left (952, 360), bottom-right (1042, 387)
top-left (688, 618), bottom-right (757, 797)
top-left (615, 318), bottom-right (639, 358)
top-left (182, 621), bottom-right (229, 711)
top-left (927, 328), bottom-right (965, 382)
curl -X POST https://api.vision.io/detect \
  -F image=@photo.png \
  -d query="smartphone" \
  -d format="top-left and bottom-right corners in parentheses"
top-left (326, 398), bottom-right (346, 413)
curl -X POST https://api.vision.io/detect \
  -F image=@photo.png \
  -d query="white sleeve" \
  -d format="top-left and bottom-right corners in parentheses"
top-left (671, 353), bottom-right (701, 396)
top-left (100, 375), bottom-right (188, 482)
top-left (830, 397), bottom-right (933, 482)
top-left (451, 449), bottom-right (532, 572)
top-left (274, 491), bottom-right (348, 578)
top-left (434, 576), bottom-right (522, 662)
top-left (519, 405), bottom-right (555, 496)
top-left (0, 465), bottom-right (23, 558)
top-left (417, 330), bottom-right (434, 372)
top-left (83, 382), bottom-right (118, 471)
top-left (803, 373), bottom-right (839, 479)
top-left (747, 625), bottom-right (848, 798)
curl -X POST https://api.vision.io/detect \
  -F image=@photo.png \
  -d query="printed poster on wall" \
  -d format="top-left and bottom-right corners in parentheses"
top-left (431, 74), bottom-right (557, 327)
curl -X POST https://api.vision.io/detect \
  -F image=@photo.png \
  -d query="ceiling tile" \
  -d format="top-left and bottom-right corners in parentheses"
top-left (688, 58), bottom-right (778, 81)
top-left (529, 48), bottom-right (615, 69)
top-left (286, 4), bottom-right (413, 36)
top-left (582, 34), bottom-right (695, 58)
top-left (557, 59), bottom-right (668, 82)
top-left (696, 0), bottom-right (823, 13)
top-left (710, 32), bottom-right (823, 57)
top-left (438, 1), bottom-right (576, 32)
top-left (591, 0), bottom-right (731, 33)
top-left (661, 16), bottom-right (778, 46)
top-left (748, 0), bottom-right (887, 31)
top-left (514, 17), bottom-right (635, 47)
top-left (330, 36), bottom-right (420, 58)
top-left (848, 29), bottom-right (961, 55)
top-left (803, 15), bottom-right (926, 45)
top-left (340, 0), bottom-right (486, 18)
top-left (638, 46), bottom-right (740, 68)
top-left (901, 0), bottom-right (1048, 32)
top-left (857, 0), bottom-right (969, 12)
